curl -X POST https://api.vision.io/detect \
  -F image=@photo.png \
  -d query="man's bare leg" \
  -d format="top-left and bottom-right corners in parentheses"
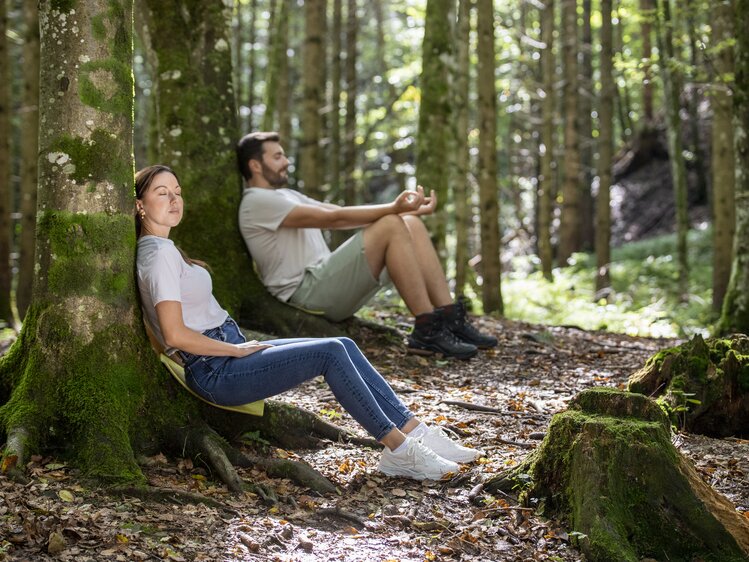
top-left (401, 215), bottom-right (452, 308)
top-left (362, 215), bottom-right (434, 316)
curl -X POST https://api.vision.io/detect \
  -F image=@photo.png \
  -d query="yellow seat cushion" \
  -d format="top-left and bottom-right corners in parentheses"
top-left (159, 354), bottom-right (264, 416)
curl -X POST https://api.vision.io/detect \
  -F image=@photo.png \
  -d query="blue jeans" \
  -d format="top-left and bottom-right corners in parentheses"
top-left (180, 317), bottom-right (414, 441)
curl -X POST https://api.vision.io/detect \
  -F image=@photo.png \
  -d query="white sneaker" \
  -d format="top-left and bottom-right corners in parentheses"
top-left (378, 437), bottom-right (459, 481)
top-left (420, 426), bottom-right (485, 463)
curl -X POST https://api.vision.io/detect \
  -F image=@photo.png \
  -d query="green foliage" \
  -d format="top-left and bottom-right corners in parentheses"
top-left (503, 227), bottom-right (714, 338)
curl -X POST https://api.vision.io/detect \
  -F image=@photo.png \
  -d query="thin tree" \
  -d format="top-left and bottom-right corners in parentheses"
top-left (596, 0), bottom-right (614, 293)
top-left (300, 0), bottom-right (325, 198)
top-left (329, 0), bottom-right (343, 197)
top-left (538, 0), bottom-right (555, 280)
top-left (684, 0), bottom-right (708, 204)
top-left (17, 0), bottom-right (40, 320)
top-left (641, 0), bottom-right (655, 122)
top-left (558, 0), bottom-right (582, 264)
top-left (655, 0), bottom-right (690, 297)
top-left (711, 0), bottom-right (735, 313)
top-left (579, 0), bottom-right (594, 252)
top-left (476, 0), bottom-right (503, 313)
top-left (246, 0), bottom-right (257, 131)
top-left (0, 0), bottom-right (12, 326)
top-left (343, 0), bottom-right (358, 205)
top-left (453, 0), bottom-right (472, 295)
top-left (277, 0), bottom-right (291, 144)
top-left (262, 0), bottom-right (279, 131)
top-left (717, 0), bottom-right (749, 334)
top-left (416, 0), bottom-right (453, 257)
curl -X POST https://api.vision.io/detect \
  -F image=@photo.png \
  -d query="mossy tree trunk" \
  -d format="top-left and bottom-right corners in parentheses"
top-left (416, 0), bottom-right (452, 260)
top-left (487, 389), bottom-right (749, 561)
top-left (137, 0), bottom-right (336, 337)
top-left (717, 0), bottom-right (749, 335)
top-left (0, 0), bottom-right (169, 483)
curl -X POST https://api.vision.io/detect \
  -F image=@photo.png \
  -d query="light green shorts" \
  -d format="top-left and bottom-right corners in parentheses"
top-left (289, 230), bottom-right (390, 321)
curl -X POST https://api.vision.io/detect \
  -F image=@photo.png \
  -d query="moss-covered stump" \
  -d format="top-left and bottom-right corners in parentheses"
top-left (628, 334), bottom-right (749, 437)
top-left (486, 388), bottom-right (749, 562)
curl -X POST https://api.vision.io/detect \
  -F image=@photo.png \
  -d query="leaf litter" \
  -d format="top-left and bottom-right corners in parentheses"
top-left (1, 315), bottom-right (747, 561)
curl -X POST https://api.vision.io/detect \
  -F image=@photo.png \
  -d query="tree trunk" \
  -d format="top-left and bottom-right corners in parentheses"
top-left (476, 0), bottom-right (502, 314)
top-left (558, 0), bottom-right (581, 264)
top-left (300, 0), bottom-right (325, 199)
top-left (717, 0), bottom-right (749, 334)
top-left (416, 0), bottom-right (452, 259)
top-left (246, 0), bottom-right (257, 131)
top-left (595, 0), bottom-right (614, 293)
top-left (655, 0), bottom-right (690, 297)
top-left (262, 0), bottom-right (279, 131)
top-left (233, 0), bottom-right (243, 114)
top-left (329, 0), bottom-right (342, 199)
top-left (0, 0), bottom-right (162, 483)
top-left (685, 0), bottom-right (708, 205)
top-left (343, 0), bottom-right (358, 205)
top-left (578, 0), bottom-right (594, 252)
top-left (0, 0), bottom-right (12, 326)
top-left (453, 0), bottom-right (471, 296)
top-left (538, 0), bottom-right (555, 281)
top-left (138, 0), bottom-right (335, 336)
top-left (276, 0), bottom-right (291, 144)
top-left (711, 0), bottom-right (735, 313)
top-left (640, 0), bottom-right (654, 122)
top-left (17, 0), bottom-right (40, 321)
top-left (487, 389), bottom-right (749, 561)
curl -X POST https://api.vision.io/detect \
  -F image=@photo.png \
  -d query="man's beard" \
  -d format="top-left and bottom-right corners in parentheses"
top-left (261, 162), bottom-right (288, 188)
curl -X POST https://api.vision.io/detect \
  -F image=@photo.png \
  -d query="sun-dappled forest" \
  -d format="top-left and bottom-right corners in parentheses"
top-left (0, 0), bottom-right (748, 560)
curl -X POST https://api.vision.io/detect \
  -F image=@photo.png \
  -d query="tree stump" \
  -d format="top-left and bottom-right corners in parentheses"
top-left (628, 334), bottom-right (749, 437)
top-left (486, 388), bottom-right (749, 562)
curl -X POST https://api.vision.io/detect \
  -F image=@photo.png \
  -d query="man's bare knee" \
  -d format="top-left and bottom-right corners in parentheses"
top-left (366, 214), bottom-right (409, 239)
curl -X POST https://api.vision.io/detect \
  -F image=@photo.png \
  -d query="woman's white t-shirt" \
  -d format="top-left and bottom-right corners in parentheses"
top-left (137, 235), bottom-right (228, 355)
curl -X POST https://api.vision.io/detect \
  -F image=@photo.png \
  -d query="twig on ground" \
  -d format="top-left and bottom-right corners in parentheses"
top-left (318, 505), bottom-right (367, 528)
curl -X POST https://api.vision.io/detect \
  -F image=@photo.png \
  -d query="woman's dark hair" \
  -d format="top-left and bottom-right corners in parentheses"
top-left (235, 131), bottom-right (280, 181)
top-left (134, 164), bottom-right (207, 269)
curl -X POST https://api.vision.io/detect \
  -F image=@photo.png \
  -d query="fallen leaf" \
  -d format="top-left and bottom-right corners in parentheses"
top-left (58, 489), bottom-right (75, 502)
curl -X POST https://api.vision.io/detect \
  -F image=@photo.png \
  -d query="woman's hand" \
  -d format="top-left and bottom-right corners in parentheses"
top-left (232, 340), bottom-right (273, 357)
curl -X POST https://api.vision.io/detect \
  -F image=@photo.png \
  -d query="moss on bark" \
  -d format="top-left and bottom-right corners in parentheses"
top-left (628, 334), bottom-right (749, 437)
top-left (486, 388), bottom-right (749, 561)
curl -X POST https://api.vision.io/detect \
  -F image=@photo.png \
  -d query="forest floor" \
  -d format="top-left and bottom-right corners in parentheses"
top-left (1, 312), bottom-right (748, 562)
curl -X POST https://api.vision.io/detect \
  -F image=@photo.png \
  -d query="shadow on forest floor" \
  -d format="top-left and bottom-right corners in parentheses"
top-left (1, 312), bottom-right (747, 561)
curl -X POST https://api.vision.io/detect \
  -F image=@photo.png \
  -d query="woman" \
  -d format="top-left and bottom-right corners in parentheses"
top-left (135, 165), bottom-right (483, 481)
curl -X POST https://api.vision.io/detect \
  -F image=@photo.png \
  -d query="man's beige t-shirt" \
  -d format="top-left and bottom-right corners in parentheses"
top-left (239, 187), bottom-right (331, 301)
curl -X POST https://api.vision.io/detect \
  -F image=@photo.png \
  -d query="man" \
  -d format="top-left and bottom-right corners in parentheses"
top-left (236, 132), bottom-right (497, 360)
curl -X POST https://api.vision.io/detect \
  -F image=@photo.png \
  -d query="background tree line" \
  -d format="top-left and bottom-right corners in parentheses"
top-left (0, 0), bottom-right (747, 334)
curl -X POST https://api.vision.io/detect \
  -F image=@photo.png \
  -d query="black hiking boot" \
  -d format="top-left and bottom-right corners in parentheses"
top-left (437, 296), bottom-right (498, 349)
top-left (407, 312), bottom-right (478, 360)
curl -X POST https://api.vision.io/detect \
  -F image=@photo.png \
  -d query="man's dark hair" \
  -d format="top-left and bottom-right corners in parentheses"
top-left (236, 131), bottom-right (281, 181)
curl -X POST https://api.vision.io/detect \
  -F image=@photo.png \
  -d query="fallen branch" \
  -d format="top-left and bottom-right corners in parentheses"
top-left (318, 505), bottom-right (367, 527)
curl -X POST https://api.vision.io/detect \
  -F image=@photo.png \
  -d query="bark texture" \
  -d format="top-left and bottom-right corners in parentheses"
top-left (0, 0), bottom-right (12, 325)
top-left (538, 0), bottom-right (555, 281)
top-left (487, 388), bottom-right (749, 561)
top-left (557, 0), bottom-right (581, 264)
top-left (416, 0), bottom-right (452, 258)
top-left (717, 0), bottom-right (749, 335)
top-left (17, 0), bottom-right (41, 320)
top-left (711, 0), bottom-right (736, 313)
top-left (300, 0), bottom-right (325, 199)
top-left (595, 0), bottom-right (613, 292)
top-left (476, 0), bottom-right (502, 314)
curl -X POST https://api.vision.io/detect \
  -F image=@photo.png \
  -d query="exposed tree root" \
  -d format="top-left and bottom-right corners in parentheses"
top-left (1, 426), bottom-right (32, 484)
top-left (238, 451), bottom-right (337, 495)
top-left (116, 485), bottom-right (234, 512)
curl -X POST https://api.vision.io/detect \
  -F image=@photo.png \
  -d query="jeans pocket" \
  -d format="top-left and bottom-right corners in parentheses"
top-left (186, 358), bottom-right (218, 403)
